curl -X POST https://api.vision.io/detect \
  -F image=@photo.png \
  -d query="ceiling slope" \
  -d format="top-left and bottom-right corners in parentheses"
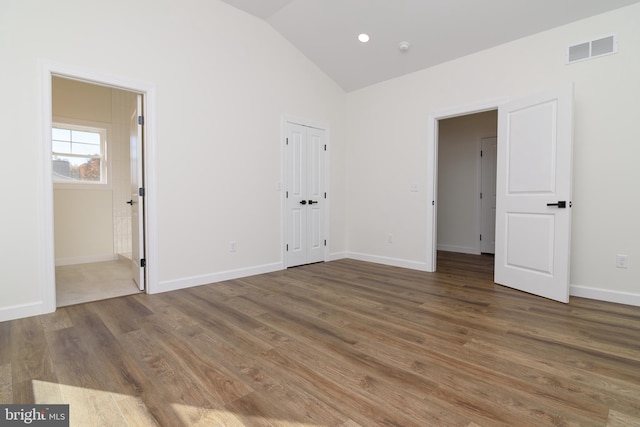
top-left (222, 0), bottom-right (640, 91)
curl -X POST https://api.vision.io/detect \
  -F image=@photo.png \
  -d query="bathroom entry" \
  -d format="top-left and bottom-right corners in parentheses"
top-left (52, 76), bottom-right (144, 306)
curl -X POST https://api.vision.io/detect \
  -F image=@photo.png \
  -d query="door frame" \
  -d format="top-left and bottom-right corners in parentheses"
top-left (479, 136), bottom-right (497, 254)
top-left (281, 115), bottom-right (330, 268)
top-left (38, 60), bottom-right (158, 313)
top-left (426, 97), bottom-right (509, 272)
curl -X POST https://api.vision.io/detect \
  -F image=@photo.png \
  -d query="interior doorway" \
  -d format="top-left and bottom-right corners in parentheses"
top-left (436, 110), bottom-right (498, 263)
top-left (428, 87), bottom-right (573, 302)
top-left (51, 76), bottom-right (145, 306)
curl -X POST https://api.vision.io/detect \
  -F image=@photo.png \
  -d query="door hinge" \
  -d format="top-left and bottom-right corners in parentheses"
top-left (479, 235), bottom-right (482, 241)
top-left (286, 137), bottom-right (289, 145)
top-left (480, 150), bottom-right (483, 157)
top-left (324, 144), bottom-right (327, 151)
top-left (138, 116), bottom-right (144, 126)
top-left (286, 244), bottom-right (289, 251)
top-left (139, 187), bottom-right (145, 197)
top-left (324, 240), bottom-right (327, 246)
top-left (480, 192), bottom-right (483, 199)
top-left (432, 201), bottom-right (435, 206)
top-left (140, 258), bottom-right (146, 267)
top-left (286, 191), bottom-right (288, 198)
top-left (324, 192), bottom-right (327, 199)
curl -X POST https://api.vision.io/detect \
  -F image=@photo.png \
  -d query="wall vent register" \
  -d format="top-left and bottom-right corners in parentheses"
top-left (567, 35), bottom-right (616, 63)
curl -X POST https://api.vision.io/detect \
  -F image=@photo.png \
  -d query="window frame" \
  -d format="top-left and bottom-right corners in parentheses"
top-left (52, 118), bottom-right (112, 190)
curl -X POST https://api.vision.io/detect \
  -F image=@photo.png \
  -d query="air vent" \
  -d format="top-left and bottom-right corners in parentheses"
top-left (567, 35), bottom-right (616, 64)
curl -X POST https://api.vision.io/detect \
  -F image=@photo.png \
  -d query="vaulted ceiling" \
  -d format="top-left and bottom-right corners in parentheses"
top-left (221, 0), bottom-right (640, 91)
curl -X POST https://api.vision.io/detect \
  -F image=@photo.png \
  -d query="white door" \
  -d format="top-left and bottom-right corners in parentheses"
top-left (480, 137), bottom-right (497, 254)
top-left (284, 122), bottom-right (326, 268)
top-left (130, 95), bottom-right (145, 290)
top-left (495, 85), bottom-right (573, 303)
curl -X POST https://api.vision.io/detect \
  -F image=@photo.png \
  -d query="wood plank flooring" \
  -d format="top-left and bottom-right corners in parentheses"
top-left (2, 252), bottom-right (640, 426)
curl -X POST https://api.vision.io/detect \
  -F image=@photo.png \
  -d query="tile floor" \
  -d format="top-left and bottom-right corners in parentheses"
top-left (55, 257), bottom-right (141, 307)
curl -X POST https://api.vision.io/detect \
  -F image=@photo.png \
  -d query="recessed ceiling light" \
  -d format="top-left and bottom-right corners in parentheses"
top-left (358, 33), bottom-right (370, 43)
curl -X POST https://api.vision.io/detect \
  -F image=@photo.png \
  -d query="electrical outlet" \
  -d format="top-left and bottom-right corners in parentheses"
top-left (409, 182), bottom-right (419, 192)
top-left (387, 233), bottom-right (393, 243)
top-left (230, 241), bottom-right (237, 252)
top-left (616, 254), bottom-right (628, 269)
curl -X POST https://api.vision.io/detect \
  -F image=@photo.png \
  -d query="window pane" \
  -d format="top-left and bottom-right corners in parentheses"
top-left (51, 125), bottom-right (106, 185)
top-left (52, 156), bottom-right (101, 182)
top-left (71, 130), bottom-right (101, 144)
top-left (52, 140), bottom-right (71, 153)
top-left (52, 128), bottom-right (71, 141)
top-left (52, 158), bottom-right (73, 180)
top-left (71, 142), bottom-right (101, 156)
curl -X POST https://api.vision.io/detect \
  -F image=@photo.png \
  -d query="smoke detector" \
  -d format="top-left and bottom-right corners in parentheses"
top-left (398, 41), bottom-right (410, 52)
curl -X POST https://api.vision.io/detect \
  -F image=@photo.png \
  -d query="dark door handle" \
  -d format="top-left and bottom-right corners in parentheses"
top-left (126, 200), bottom-right (134, 205)
top-left (546, 201), bottom-right (566, 208)
top-left (299, 200), bottom-right (307, 205)
top-left (308, 200), bottom-right (318, 204)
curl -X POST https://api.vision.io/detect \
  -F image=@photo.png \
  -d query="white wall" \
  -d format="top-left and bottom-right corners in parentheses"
top-left (437, 111), bottom-right (497, 254)
top-left (346, 3), bottom-right (640, 304)
top-left (0, 0), bottom-right (347, 321)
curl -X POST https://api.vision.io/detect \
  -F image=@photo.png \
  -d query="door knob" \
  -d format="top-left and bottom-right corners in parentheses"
top-left (126, 200), bottom-right (134, 205)
top-left (299, 200), bottom-right (307, 205)
top-left (546, 201), bottom-right (566, 208)
top-left (308, 200), bottom-right (318, 204)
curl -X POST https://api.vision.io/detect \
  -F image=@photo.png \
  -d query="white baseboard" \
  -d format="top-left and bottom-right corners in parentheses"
top-left (346, 251), bottom-right (431, 272)
top-left (436, 244), bottom-right (480, 255)
top-left (55, 254), bottom-right (118, 266)
top-left (327, 251), bottom-right (348, 261)
top-left (155, 262), bottom-right (283, 294)
top-left (570, 285), bottom-right (640, 307)
top-left (0, 301), bottom-right (52, 323)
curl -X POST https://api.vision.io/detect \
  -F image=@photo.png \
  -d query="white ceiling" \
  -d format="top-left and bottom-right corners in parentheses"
top-left (221, 0), bottom-right (640, 92)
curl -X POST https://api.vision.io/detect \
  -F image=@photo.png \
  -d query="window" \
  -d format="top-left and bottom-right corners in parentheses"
top-left (52, 123), bottom-right (108, 185)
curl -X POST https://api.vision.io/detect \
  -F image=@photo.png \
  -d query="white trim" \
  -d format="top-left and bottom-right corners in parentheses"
top-left (281, 114), bottom-right (331, 267)
top-left (0, 301), bottom-right (47, 323)
top-left (570, 284), bottom-right (640, 307)
top-left (327, 251), bottom-right (348, 261)
top-left (157, 263), bottom-right (283, 294)
top-left (55, 254), bottom-right (118, 266)
top-left (346, 252), bottom-right (430, 272)
top-left (426, 97), bottom-right (509, 273)
top-left (436, 244), bottom-right (480, 255)
top-left (38, 60), bottom-right (159, 313)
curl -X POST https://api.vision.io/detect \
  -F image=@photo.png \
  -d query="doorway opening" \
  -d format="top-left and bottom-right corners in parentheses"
top-left (43, 70), bottom-right (151, 310)
top-left (436, 110), bottom-right (497, 269)
top-left (428, 86), bottom-right (573, 303)
top-left (427, 97), bottom-right (506, 272)
top-left (39, 61), bottom-right (157, 314)
top-left (51, 76), bottom-right (144, 306)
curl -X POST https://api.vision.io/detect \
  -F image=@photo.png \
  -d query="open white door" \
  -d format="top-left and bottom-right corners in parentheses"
top-left (130, 95), bottom-right (145, 290)
top-left (495, 85), bottom-right (573, 303)
top-left (284, 122), bottom-right (326, 268)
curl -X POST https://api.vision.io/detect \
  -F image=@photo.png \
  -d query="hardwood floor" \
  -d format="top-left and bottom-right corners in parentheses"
top-left (2, 252), bottom-right (640, 426)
